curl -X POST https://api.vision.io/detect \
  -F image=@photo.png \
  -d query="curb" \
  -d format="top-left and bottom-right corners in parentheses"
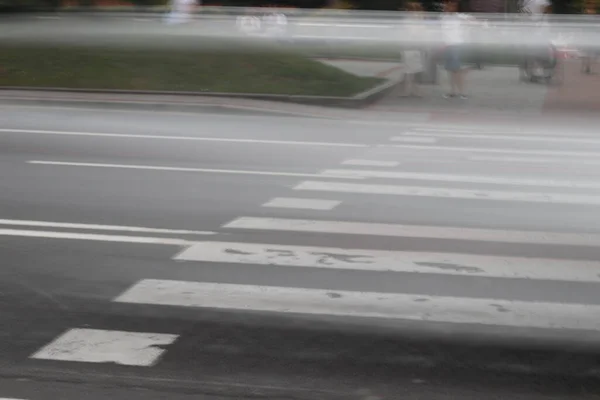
top-left (0, 95), bottom-right (335, 119)
top-left (0, 74), bottom-right (403, 111)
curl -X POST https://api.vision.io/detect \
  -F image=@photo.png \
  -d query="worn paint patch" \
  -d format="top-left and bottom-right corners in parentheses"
top-left (30, 328), bottom-right (178, 366)
top-left (414, 262), bottom-right (483, 274)
top-left (175, 241), bottom-right (600, 282)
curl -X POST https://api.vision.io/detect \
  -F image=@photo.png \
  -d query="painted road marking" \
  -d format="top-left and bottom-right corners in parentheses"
top-left (296, 22), bottom-right (392, 28)
top-left (28, 161), bottom-right (364, 180)
top-left (412, 126), bottom-right (599, 137)
top-left (468, 155), bottom-right (600, 166)
top-left (294, 181), bottom-right (600, 205)
top-left (412, 127), bottom-right (520, 133)
top-left (30, 328), bottom-right (178, 366)
top-left (319, 169), bottom-right (600, 189)
top-left (379, 144), bottom-right (600, 158)
top-left (0, 218), bottom-right (216, 235)
top-left (175, 241), bottom-right (600, 282)
top-left (114, 280), bottom-right (600, 331)
top-left (223, 217), bottom-right (600, 247)
top-left (391, 136), bottom-right (437, 144)
top-left (1, 128), bottom-right (367, 148)
top-left (397, 132), bottom-right (600, 144)
top-left (0, 229), bottom-right (191, 246)
top-left (262, 197), bottom-right (340, 210)
top-left (341, 159), bottom-right (400, 167)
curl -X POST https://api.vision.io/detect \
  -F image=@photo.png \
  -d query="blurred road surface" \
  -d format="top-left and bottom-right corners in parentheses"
top-left (2, 104), bottom-right (600, 399)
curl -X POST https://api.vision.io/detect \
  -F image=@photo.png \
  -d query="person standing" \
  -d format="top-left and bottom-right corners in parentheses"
top-left (580, 7), bottom-right (596, 74)
top-left (440, 0), bottom-right (471, 99)
top-left (400, 2), bottom-right (426, 97)
top-left (519, 0), bottom-right (552, 80)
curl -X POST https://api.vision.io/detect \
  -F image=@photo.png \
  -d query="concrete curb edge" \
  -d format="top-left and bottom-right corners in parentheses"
top-left (0, 75), bottom-right (403, 111)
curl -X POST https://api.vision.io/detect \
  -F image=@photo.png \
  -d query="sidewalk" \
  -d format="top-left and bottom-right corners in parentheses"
top-left (372, 66), bottom-right (549, 116)
top-left (370, 62), bottom-right (600, 121)
top-left (543, 59), bottom-right (600, 112)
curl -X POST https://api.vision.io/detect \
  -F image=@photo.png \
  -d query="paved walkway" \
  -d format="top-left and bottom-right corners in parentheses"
top-left (543, 59), bottom-right (600, 112)
top-left (373, 66), bottom-right (550, 116)
top-left (369, 60), bottom-right (600, 119)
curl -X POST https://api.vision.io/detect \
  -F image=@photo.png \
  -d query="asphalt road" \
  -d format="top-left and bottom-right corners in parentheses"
top-left (3, 104), bottom-right (600, 399)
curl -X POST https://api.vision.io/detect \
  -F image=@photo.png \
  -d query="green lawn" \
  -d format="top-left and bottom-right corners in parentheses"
top-left (0, 45), bottom-right (383, 96)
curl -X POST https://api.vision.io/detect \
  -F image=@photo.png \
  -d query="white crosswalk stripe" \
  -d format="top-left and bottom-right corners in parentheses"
top-left (174, 240), bottom-right (600, 282)
top-left (318, 169), bottom-right (600, 189)
top-left (222, 217), bottom-right (600, 247)
top-left (341, 159), bottom-right (400, 167)
top-left (262, 197), bottom-right (340, 210)
top-left (379, 143), bottom-right (600, 157)
top-left (27, 126), bottom-right (600, 368)
top-left (294, 180), bottom-right (600, 205)
top-left (30, 329), bottom-right (178, 367)
top-left (114, 280), bottom-right (600, 332)
top-left (395, 132), bottom-right (600, 145)
top-left (469, 155), bottom-right (600, 166)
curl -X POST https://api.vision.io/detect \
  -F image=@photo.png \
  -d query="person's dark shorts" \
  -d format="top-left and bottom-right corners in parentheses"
top-left (444, 45), bottom-right (462, 72)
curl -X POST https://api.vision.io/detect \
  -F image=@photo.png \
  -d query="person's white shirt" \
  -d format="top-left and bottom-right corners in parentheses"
top-left (441, 12), bottom-right (472, 45)
top-left (522, 0), bottom-right (551, 43)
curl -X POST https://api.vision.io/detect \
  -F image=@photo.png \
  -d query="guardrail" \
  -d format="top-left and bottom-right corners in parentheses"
top-left (3, 9), bottom-right (600, 51)
top-left (48, 6), bottom-right (600, 22)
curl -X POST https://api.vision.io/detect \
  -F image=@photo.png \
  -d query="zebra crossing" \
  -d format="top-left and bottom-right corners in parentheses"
top-left (25, 125), bottom-right (600, 369)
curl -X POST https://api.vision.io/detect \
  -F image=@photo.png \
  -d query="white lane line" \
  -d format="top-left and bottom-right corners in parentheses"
top-left (0, 218), bottom-right (216, 235)
top-left (396, 132), bottom-right (600, 144)
top-left (262, 197), bottom-right (340, 210)
top-left (342, 114), bottom-right (431, 125)
top-left (175, 241), bottom-right (600, 282)
top-left (0, 229), bottom-right (191, 246)
top-left (391, 136), bottom-right (437, 144)
top-left (296, 22), bottom-right (391, 28)
top-left (223, 217), bottom-right (600, 247)
top-left (320, 169), bottom-right (600, 190)
top-left (341, 159), bottom-right (400, 167)
top-left (1, 128), bottom-right (366, 148)
top-left (412, 127), bottom-right (510, 133)
top-left (379, 144), bottom-right (600, 158)
top-left (294, 181), bottom-right (600, 205)
top-left (468, 155), bottom-right (600, 166)
top-left (412, 126), bottom-right (599, 137)
top-left (411, 127), bottom-right (552, 135)
top-left (28, 161), bottom-right (364, 180)
top-left (114, 280), bottom-right (600, 331)
top-left (30, 328), bottom-right (178, 366)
